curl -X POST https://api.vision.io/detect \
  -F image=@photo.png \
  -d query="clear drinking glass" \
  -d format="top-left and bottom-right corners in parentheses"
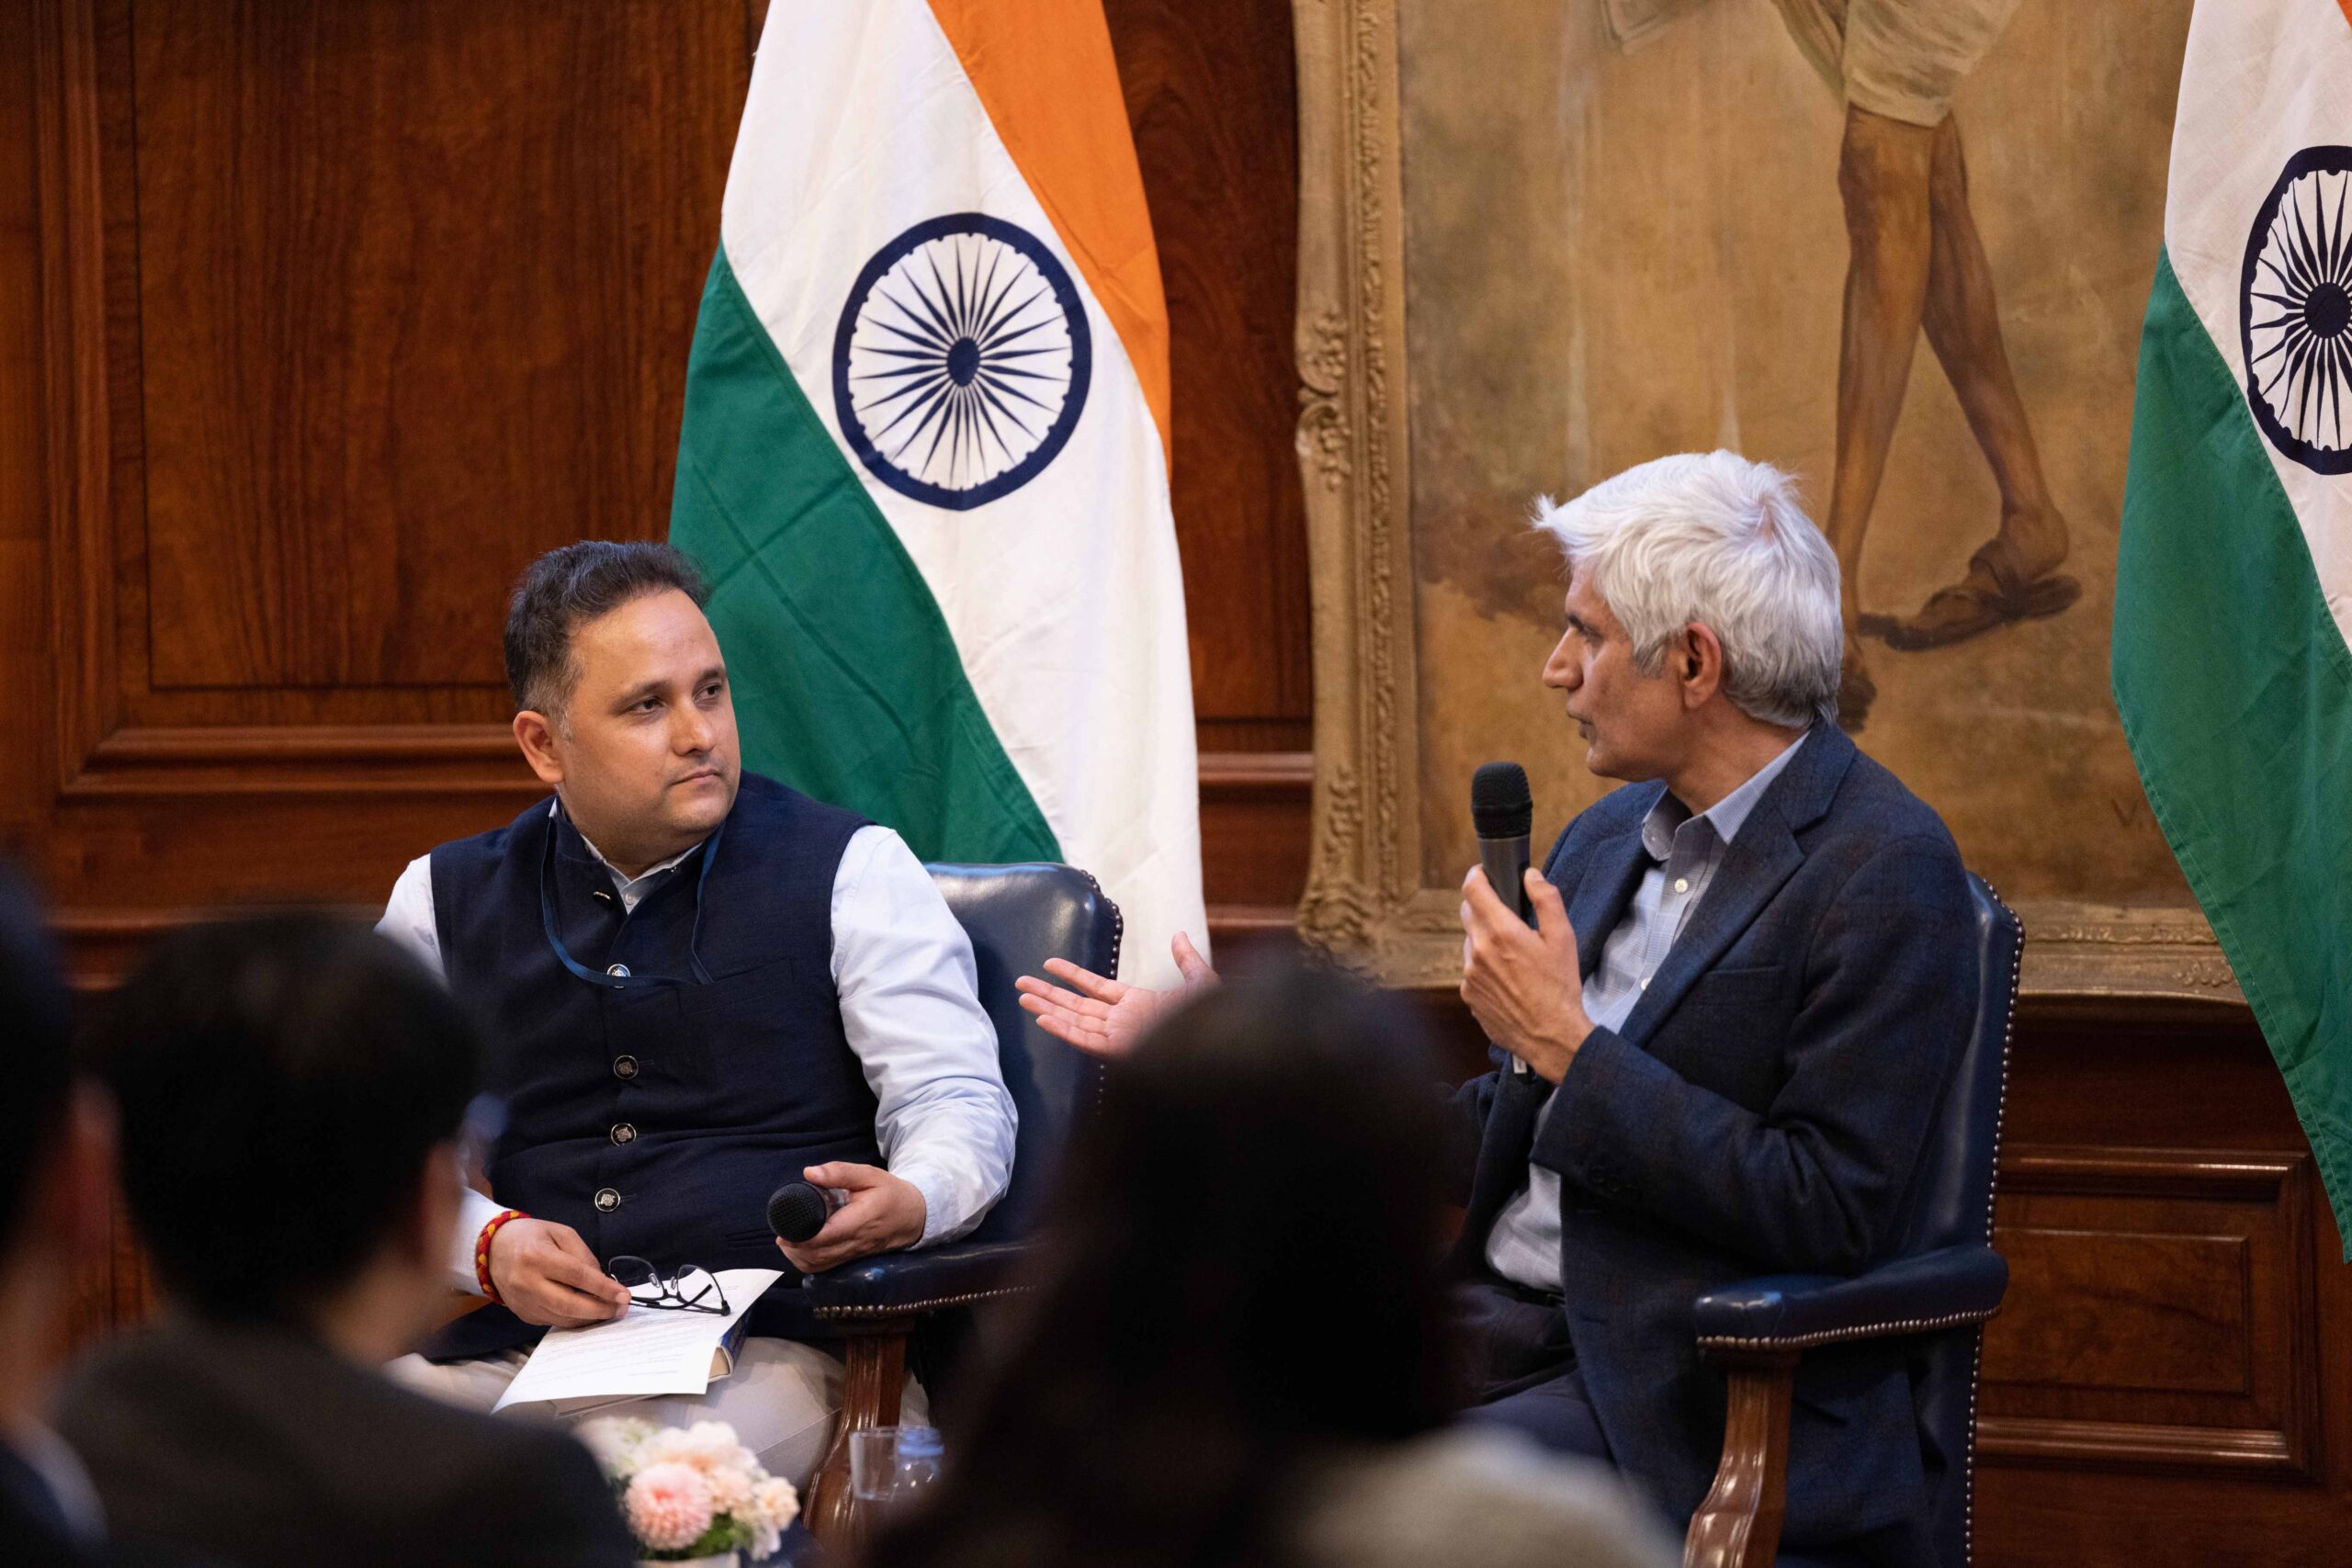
top-left (848, 1425), bottom-right (945, 1520)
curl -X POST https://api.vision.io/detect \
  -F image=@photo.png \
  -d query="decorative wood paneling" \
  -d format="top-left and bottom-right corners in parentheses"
top-left (129, 0), bottom-right (736, 694)
top-left (1105, 0), bottom-right (1311, 729)
top-left (1979, 1147), bottom-right (2320, 1479)
top-left (6, 0), bottom-right (1317, 1027)
top-left (32, 0), bottom-right (743, 799)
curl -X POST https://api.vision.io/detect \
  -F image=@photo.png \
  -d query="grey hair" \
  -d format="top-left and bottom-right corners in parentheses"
top-left (503, 540), bottom-right (710, 717)
top-left (1532, 452), bottom-right (1842, 728)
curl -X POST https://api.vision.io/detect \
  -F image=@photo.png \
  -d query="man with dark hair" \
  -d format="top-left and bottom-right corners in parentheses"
top-left (0, 868), bottom-right (113, 1566)
top-left (56, 914), bottom-right (634, 1568)
top-left (379, 540), bottom-right (1012, 1484)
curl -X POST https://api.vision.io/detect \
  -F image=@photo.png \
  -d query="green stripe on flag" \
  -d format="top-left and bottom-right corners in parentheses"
top-left (669, 248), bottom-right (1060, 865)
top-left (2114, 247), bottom-right (2352, 1254)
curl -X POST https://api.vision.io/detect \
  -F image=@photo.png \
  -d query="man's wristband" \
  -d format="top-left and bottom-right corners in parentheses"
top-left (474, 1209), bottom-right (526, 1303)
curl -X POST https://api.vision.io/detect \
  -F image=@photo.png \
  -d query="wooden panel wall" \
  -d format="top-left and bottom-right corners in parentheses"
top-left (9, 1), bottom-right (2352, 1562)
top-left (0, 0), bottom-right (1315, 973)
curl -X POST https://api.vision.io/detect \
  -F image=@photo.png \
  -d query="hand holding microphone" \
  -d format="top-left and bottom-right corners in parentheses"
top-left (1461, 761), bottom-right (1594, 1085)
top-left (766, 1161), bottom-right (928, 1273)
top-left (766, 1180), bottom-right (843, 1244)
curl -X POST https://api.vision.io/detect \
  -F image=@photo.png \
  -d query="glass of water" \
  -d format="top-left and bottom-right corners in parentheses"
top-left (849, 1425), bottom-right (944, 1522)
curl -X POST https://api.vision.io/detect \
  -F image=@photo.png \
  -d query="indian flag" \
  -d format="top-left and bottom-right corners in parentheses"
top-left (669, 0), bottom-right (1205, 985)
top-left (2114, 0), bottom-right (2352, 1247)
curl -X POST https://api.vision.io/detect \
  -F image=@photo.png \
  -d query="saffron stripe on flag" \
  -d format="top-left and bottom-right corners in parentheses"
top-left (926, 0), bottom-right (1172, 462)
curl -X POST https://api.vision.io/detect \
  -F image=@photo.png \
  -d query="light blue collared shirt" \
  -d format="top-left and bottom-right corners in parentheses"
top-left (1485, 729), bottom-right (1811, 1293)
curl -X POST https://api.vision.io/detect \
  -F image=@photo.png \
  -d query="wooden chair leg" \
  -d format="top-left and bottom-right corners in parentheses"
top-left (807, 1325), bottom-right (910, 1549)
top-left (1684, 1348), bottom-right (1800, 1568)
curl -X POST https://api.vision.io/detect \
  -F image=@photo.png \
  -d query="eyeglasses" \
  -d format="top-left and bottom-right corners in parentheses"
top-left (605, 1256), bottom-right (729, 1315)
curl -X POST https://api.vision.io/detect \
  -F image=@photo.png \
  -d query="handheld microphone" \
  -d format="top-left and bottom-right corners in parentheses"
top-left (1471, 761), bottom-right (1536, 1077)
top-left (766, 1181), bottom-right (843, 1245)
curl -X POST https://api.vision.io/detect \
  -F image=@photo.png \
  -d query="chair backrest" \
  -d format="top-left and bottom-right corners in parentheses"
top-left (1907, 873), bottom-right (2021, 1568)
top-left (925, 863), bottom-right (1123, 1241)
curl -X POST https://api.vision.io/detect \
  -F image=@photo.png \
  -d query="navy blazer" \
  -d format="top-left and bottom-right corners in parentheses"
top-left (1451, 724), bottom-right (1976, 1564)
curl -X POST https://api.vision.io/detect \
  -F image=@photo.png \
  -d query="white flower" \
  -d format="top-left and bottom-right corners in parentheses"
top-left (703, 1463), bottom-right (754, 1517)
top-left (576, 1416), bottom-right (659, 1479)
top-left (744, 1478), bottom-right (797, 1565)
top-left (639, 1419), bottom-right (756, 1479)
top-left (751, 1476), bottom-right (800, 1533)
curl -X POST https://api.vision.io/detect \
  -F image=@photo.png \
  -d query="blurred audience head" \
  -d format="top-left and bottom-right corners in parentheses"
top-left (92, 914), bottom-right (480, 1348)
top-left (0, 865), bottom-right (108, 1421)
top-left (873, 959), bottom-right (1454, 1568)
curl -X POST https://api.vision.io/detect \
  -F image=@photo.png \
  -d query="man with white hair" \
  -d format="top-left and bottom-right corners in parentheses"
top-left (1017, 451), bottom-right (1978, 1562)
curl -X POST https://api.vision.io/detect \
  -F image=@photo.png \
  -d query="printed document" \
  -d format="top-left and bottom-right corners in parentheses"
top-left (492, 1269), bottom-right (783, 1412)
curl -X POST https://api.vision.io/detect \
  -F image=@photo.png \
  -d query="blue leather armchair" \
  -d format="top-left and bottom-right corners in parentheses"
top-left (1682, 874), bottom-right (2020, 1568)
top-left (797, 863), bottom-right (1120, 1543)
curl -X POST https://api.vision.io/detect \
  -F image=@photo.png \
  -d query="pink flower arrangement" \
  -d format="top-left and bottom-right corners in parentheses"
top-left (581, 1417), bottom-right (801, 1562)
top-left (626, 1463), bottom-right (717, 1553)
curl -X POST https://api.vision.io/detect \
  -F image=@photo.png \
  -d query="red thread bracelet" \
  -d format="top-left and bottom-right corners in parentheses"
top-left (474, 1208), bottom-right (526, 1304)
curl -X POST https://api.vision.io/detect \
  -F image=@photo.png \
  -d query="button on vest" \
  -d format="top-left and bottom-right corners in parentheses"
top-left (428, 775), bottom-right (880, 1275)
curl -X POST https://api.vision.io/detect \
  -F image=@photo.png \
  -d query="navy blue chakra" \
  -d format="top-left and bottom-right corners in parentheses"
top-left (833, 213), bottom-right (1092, 510)
top-left (2241, 145), bottom-right (2352, 476)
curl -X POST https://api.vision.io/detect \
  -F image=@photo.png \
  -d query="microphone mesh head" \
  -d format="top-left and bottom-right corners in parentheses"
top-left (766, 1182), bottom-right (830, 1244)
top-left (1471, 761), bottom-right (1533, 840)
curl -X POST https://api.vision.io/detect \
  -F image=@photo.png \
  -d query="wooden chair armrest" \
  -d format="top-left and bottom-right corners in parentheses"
top-left (1682, 1345), bottom-right (1799, 1568)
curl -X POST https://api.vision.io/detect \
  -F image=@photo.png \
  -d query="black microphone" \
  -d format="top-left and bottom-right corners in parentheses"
top-left (1471, 761), bottom-right (1536, 1077)
top-left (1472, 761), bottom-right (1535, 924)
top-left (766, 1181), bottom-right (842, 1245)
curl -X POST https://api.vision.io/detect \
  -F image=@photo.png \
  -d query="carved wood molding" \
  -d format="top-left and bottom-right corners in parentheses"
top-left (1291, 0), bottom-right (1416, 962)
top-left (1283, 0), bottom-right (2243, 1003)
top-left (31, 0), bottom-right (116, 793)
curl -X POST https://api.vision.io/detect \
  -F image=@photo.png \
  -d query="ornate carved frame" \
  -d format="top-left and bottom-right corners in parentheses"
top-left (1285, 0), bottom-right (2238, 1004)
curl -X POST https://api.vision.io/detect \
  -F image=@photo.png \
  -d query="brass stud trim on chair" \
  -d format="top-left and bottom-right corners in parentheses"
top-left (1695, 1303), bottom-right (2003, 1356)
top-left (811, 1284), bottom-right (1036, 1322)
top-left (1961, 878), bottom-right (2022, 1568)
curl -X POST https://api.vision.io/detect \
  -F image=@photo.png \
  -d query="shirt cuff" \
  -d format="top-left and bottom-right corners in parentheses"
top-left (450, 1186), bottom-right (510, 1293)
top-left (894, 1162), bottom-right (965, 1248)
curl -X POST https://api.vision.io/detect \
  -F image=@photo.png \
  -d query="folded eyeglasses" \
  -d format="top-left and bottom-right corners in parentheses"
top-left (605, 1256), bottom-right (729, 1315)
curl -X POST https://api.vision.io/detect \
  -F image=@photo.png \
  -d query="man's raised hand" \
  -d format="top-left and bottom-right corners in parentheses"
top-left (486, 1216), bottom-right (633, 1327)
top-left (775, 1161), bottom-right (927, 1274)
top-left (1458, 865), bottom-right (1593, 1084)
top-left (1013, 932), bottom-right (1216, 1060)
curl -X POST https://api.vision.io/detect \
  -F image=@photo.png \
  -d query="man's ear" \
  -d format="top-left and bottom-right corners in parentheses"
top-left (512, 709), bottom-right (565, 787)
top-left (1679, 623), bottom-right (1727, 708)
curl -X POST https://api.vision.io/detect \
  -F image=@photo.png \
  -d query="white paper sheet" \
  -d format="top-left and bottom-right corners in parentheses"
top-left (492, 1269), bottom-right (782, 1412)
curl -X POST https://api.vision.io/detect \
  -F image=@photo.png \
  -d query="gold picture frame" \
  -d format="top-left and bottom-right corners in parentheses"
top-left (1287, 0), bottom-right (2236, 1004)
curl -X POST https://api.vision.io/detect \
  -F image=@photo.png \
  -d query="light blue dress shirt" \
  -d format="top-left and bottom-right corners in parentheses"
top-left (1484, 730), bottom-right (1811, 1293)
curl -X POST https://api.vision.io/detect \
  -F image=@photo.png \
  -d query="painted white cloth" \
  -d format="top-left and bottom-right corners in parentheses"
top-left (378, 818), bottom-right (1013, 1284)
top-left (1770, 0), bottom-right (2025, 127)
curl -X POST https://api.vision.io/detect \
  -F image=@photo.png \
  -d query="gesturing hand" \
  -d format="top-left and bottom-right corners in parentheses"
top-left (1459, 865), bottom-right (1593, 1084)
top-left (1013, 932), bottom-right (1216, 1060)
top-left (775, 1162), bottom-right (927, 1274)
top-left (487, 1217), bottom-right (633, 1327)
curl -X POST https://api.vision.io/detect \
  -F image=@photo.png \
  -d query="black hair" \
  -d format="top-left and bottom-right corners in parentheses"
top-left (91, 913), bottom-right (481, 1321)
top-left (869, 961), bottom-right (1458, 1568)
top-left (502, 540), bottom-right (710, 715)
top-left (0, 865), bottom-right (74, 1250)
